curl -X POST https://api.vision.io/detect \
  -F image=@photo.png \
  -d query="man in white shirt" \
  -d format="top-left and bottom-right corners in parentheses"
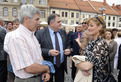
top-left (4, 4), bottom-right (50, 82)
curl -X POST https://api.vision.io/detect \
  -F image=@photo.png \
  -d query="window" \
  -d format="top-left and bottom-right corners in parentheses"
top-left (113, 17), bottom-right (115, 20)
top-left (71, 12), bottom-right (74, 18)
top-left (30, 0), bottom-right (33, 4)
top-left (3, 0), bottom-right (8, 2)
top-left (40, 10), bottom-right (45, 18)
top-left (76, 21), bottom-right (79, 24)
top-left (71, 20), bottom-right (74, 25)
top-left (108, 22), bottom-right (110, 27)
top-left (119, 18), bottom-right (121, 22)
top-left (43, 0), bottom-right (46, 5)
top-left (119, 24), bottom-right (121, 27)
top-left (89, 15), bottom-right (91, 18)
top-left (65, 12), bottom-right (67, 17)
top-left (83, 15), bottom-right (85, 18)
top-left (14, 0), bottom-right (18, 2)
top-left (39, 0), bottom-right (46, 5)
top-left (76, 13), bottom-right (79, 18)
top-left (12, 8), bottom-right (17, 17)
top-left (21, 0), bottom-right (26, 4)
top-left (52, 11), bottom-right (55, 14)
top-left (65, 20), bottom-right (68, 24)
top-left (61, 20), bottom-right (64, 24)
top-left (108, 16), bottom-right (111, 20)
top-left (112, 22), bottom-right (115, 27)
top-left (3, 7), bottom-right (8, 16)
top-left (62, 12), bottom-right (64, 17)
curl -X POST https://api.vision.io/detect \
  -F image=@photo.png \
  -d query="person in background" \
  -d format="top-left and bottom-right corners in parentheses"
top-left (112, 28), bottom-right (118, 39)
top-left (75, 18), bottom-right (92, 56)
top-left (82, 18), bottom-right (88, 31)
top-left (114, 32), bottom-right (121, 81)
top-left (4, 4), bottom-right (50, 82)
top-left (105, 30), bottom-right (117, 73)
top-left (0, 17), bottom-right (7, 31)
top-left (0, 18), bottom-right (8, 82)
top-left (13, 19), bottom-right (20, 30)
top-left (6, 21), bottom-right (13, 32)
top-left (75, 16), bottom-right (109, 82)
top-left (69, 24), bottom-right (84, 80)
top-left (35, 14), bottom-right (71, 82)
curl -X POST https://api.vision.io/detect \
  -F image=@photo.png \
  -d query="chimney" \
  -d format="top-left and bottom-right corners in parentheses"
top-left (117, 5), bottom-right (121, 10)
top-left (103, 0), bottom-right (106, 5)
top-left (112, 4), bottom-right (115, 8)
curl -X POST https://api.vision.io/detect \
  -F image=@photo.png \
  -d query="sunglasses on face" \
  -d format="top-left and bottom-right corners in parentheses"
top-left (82, 22), bottom-right (87, 24)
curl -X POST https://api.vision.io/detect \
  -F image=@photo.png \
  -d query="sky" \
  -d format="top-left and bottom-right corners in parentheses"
top-left (91, 0), bottom-right (121, 6)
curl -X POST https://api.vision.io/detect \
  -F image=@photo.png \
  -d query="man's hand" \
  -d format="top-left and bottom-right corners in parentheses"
top-left (64, 49), bottom-right (70, 55)
top-left (42, 73), bottom-right (50, 82)
top-left (49, 49), bottom-right (59, 56)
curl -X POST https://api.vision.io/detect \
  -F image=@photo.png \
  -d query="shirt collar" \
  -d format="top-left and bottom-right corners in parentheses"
top-left (48, 27), bottom-right (61, 36)
top-left (19, 24), bottom-right (35, 36)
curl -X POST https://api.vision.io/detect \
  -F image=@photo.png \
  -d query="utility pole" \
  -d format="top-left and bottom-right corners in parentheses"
top-left (0, 0), bottom-right (1, 16)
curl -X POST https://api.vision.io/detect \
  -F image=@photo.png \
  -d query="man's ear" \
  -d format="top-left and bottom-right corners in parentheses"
top-left (24, 16), bottom-right (29, 23)
top-left (50, 21), bottom-right (54, 27)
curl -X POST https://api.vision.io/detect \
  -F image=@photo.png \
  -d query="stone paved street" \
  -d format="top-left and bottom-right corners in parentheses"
top-left (64, 57), bottom-right (73, 82)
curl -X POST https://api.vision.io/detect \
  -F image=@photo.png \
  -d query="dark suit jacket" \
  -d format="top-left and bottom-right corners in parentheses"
top-left (117, 44), bottom-right (121, 70)
top-left (70, 32), bottom-right (80, 56)
top-left (0, 28), bottom-right (7, 60)
top-left (35, 27), bottom-right (70, 72)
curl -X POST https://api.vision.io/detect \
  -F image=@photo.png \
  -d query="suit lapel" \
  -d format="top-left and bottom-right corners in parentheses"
top-left (45, 28), bottom-right (53, 49)
top-left (60, 30), bottom-right (65, 49)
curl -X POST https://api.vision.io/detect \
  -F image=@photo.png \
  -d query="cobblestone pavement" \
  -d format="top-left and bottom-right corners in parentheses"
top-left (64, 57), bottom-right (73, 82)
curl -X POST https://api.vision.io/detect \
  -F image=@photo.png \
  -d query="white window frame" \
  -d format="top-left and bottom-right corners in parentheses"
top-left (3, 7), bottom-right (8, 16)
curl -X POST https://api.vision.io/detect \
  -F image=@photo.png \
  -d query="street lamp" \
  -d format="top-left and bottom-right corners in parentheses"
top-left (0, 0), bottom-right (1, 16)
top-left (99, 7), bottom-right (106, 19)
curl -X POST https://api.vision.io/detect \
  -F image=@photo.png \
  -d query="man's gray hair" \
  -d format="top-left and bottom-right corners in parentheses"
top-left (19, 4), bottom-right (40, 24)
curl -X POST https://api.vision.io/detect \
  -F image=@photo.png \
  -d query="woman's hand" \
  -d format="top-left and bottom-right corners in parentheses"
top-left (81, 70), bottom-right (91, 76)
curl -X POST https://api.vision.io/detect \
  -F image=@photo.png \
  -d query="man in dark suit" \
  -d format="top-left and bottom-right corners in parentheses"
top-left (69, 24), bottom-right (83, 80)
top-left (35, 14), bottom-right (70, 82)
top-left (0, 26), bottom-right (7, 82)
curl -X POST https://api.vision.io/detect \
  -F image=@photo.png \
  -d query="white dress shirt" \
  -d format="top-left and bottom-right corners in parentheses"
top-left (4, 24), bottom-right (43, 79)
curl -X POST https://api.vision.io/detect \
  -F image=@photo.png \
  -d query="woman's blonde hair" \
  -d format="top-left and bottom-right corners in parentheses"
top-left (87, 16), bottom-right (106, 38)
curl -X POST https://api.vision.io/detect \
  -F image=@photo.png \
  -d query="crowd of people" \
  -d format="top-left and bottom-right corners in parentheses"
top-left (0, 4), bottom-right (121, 82)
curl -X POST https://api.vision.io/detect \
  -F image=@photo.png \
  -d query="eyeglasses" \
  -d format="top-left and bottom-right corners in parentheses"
top-left (94, 16), bottom-right (103, 24)
top-left (82, 22), bottom-right (87, 24)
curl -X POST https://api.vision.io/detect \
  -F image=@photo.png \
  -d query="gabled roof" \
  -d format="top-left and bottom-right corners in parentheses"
top-left (75, 0), bottom-right (97, 13)
top-left (48, 0), bottom-right (118, 15)
top-left (88, 1), bottom-right (117, 15)
top-left (48, 0), bottom-right (79, 10)
top-left (111, 5), bottom-right (121, 15)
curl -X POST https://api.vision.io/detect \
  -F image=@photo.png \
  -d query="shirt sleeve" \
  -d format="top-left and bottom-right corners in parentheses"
top-left (7, 36), bottom-right (34, 71)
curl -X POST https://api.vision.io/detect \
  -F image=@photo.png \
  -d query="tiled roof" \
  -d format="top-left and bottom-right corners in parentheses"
top-left (111, 6), bottom-right (121, 15)
top-left (75, 0), bottom-right (97, 13)
top-left (48, 0), bottom-right (79, 10)
top-left (48, 0), bottom-right (118, 15)
top-left (87, 1), bottom-right (117, 15)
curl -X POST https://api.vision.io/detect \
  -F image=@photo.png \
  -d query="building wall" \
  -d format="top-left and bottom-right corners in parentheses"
top-left (0, 0), bottom-right (49, 22)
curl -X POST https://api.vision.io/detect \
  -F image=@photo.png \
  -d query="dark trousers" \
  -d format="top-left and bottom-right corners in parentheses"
top-left (49, 62), bottom-right (64, 82)
top-left (72, 61), bottom-right (77, 80)
top-left (0, 60), bottom-right (7, 82)
top-left (118, 71), bottom-right (121, 82)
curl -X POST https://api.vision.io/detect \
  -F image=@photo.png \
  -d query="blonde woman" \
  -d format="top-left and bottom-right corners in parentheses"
top-left (75, 16), bottom-right (108, 82)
